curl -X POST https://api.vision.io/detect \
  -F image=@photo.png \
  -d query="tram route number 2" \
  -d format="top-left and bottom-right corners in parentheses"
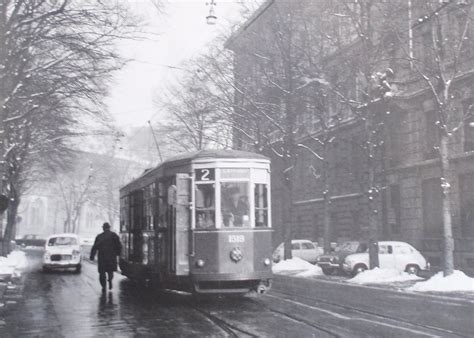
top-left (195, 168), bottom-right (215, 181)
top-left (228, 235), bottom-right (245, 243)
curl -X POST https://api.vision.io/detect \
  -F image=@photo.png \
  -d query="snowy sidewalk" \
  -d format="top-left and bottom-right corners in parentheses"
top-left (0, 250), bottom-right (29, 331)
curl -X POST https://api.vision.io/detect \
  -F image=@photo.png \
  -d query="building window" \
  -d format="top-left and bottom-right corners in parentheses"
top-left (422, 178), bottom-right (443, 237)
top-left (386, 184), bottom-right (401, 235)
top-left (424, 110), bottom-right (440, 160)
top-left (463, 99), bottom-right (474, 152)
top-left (421, 29), bottom-right (434, 70)
top-left (330, 212), bottom-right (339, 242)
top-left (386, 111), bottom-right (404, 166)
top-left (460, 173), bottom-right (474, 237)
top-left (456, 11), bottom-right (471, 57)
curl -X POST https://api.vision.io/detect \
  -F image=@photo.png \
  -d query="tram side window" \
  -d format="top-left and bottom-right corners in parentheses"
top-left (157, 182), bottom-right (167, 228)
top-left (144, 183), bottom-right (154, 230)
top-left (221, 182), bottom-right (249, 227)
top-left (195, 184), bottom-right (215, 228)
top-left (255, 184), bottom-right (268, 227)
top-left (120, 196), bottom-right (129, 231)
top-left (130, 192), bottom-right (143, 230)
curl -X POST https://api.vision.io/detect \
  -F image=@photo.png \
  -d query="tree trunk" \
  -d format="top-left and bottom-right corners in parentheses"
top-left (322, 155), bottom-right (332, 254)
top-left (64, 216), bottom-right (70, 233)
top-left (439, 134), bottom-right (454, 276)
top-left (3, 198), bottom-right (19, 255)
top-left (283, 170), bottom-right (294, 261)
top-left (366, 113), bottom-right (379, 269)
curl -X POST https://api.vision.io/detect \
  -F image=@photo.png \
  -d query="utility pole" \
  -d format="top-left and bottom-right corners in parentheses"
top-left (148, 120), bottom-right (163, 162)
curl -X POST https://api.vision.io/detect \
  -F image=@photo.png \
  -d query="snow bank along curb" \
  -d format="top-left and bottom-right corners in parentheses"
top-left (0, 250), bottom-right (28, 280)
top-left (273, 259), bottom-right (474, 294)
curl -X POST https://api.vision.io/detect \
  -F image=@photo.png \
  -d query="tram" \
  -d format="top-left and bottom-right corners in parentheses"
top-left (119, 149), bottom-right (273, 294)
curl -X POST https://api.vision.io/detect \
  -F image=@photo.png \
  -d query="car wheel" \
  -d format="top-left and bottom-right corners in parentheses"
top-left (405, 265), bottom-right (419, 275)
top-left (74, 264), bottom-right (82, 274)
top-left (353, 264), bottom-right (367, 276)
top-left (321, 267), bottom-right (334, 275)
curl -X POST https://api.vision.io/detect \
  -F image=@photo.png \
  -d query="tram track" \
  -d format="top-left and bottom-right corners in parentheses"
top-left (262, 290), bottom-right (465, 337)
top-left (254, 303), bottom-right (341, 337)
top-left (191, 305), bottom-right (258, 337)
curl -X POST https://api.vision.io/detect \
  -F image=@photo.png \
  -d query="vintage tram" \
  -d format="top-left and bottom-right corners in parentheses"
top-left (119, 149), bottom-right (272, 294)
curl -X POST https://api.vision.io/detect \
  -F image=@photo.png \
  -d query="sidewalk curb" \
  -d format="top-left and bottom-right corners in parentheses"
top-left (272, 274), bottom-right (474, 304)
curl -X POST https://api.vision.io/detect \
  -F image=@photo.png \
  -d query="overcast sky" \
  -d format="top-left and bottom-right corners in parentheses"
top-left (106, 0), bottom-right (254, 131)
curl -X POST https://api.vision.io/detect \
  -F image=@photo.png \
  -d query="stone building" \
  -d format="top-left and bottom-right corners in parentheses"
top-left (226, 0), bottom-right (474, 272)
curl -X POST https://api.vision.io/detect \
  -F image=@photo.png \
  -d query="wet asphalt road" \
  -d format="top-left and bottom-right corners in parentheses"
top-left (0, 256), bottom-right (240, 337)
top-left (0, 252), bottom-right (324, 337)
top-left (1, 250), bottom-right (473, 337)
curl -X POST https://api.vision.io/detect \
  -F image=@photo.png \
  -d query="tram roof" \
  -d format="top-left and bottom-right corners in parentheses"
top-left (162, 149), bottom-right (269, 164)
top-left (121, 149), bottom-right (269, 193)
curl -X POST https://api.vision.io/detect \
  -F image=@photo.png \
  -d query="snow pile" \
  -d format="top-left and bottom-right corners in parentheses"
top-left (272, 257), bottom-right (323, 277)
top-left (407, 270), bottom-right (474, 293)
top-left (0, 258), bottom-right (14, 276)
top-left (347, 268), bottom-right (423, 285)
top-left (6, 250), bottom-right (28, 270)
top-left (0, 250), bottom-right (28, 278)
top-left (295, 265), bottom-right (323, 278)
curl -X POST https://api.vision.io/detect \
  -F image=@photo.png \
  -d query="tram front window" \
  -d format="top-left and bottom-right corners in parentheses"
top-left (221, 183), bottom-right (249, 227)
top-left (195, 184), bottom-right (215, 228)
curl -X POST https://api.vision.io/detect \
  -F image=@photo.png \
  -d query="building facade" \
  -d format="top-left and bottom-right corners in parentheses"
top-left (227, 0), bottom-right (474, 272)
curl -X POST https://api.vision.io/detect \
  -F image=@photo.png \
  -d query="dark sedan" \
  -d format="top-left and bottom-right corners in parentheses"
top-left (316, 241), bottom-right (368, 275)
top-left (15, 234), bottom-right (46, 248)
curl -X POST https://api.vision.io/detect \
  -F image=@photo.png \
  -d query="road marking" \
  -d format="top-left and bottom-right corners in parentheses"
top-left (265, 294), bottom-right (441, 337)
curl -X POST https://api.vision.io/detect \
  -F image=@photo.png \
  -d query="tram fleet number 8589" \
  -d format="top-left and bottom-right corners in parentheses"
top-left (118, 149), bottom-right (273, 295)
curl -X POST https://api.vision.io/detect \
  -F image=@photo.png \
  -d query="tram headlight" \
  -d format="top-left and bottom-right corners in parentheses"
top-left (196, 259), bottom-right (205, 268)
top-left (263, 258), bottom-right (271, 266)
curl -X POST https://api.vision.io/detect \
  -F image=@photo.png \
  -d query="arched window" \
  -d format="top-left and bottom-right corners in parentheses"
top-left (30, 198), bottom-right (45, 230)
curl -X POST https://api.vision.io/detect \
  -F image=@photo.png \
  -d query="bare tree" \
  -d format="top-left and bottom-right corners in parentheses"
top-left (397, 1), bottom-right (473, 276)
top-left (0, 0), bottom-right (140, 246)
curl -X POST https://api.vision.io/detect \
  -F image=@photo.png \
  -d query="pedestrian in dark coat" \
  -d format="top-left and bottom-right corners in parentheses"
top-left (90, 222), bottom-right (122, 291)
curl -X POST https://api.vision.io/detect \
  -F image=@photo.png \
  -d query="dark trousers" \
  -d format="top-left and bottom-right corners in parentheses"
top-left (99, 271), bottom-right (114, 289)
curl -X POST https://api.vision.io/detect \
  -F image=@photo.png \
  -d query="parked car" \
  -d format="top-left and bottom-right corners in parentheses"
top-left (342, 241), bottom-right (430, 276)
top-left (316, 241), bottom-right (368, 275)
top-left (272, 239), bottom-right (323, 264)
top-left (15, 234), bottom-right (46, 248)
top-left (43, 233), bottom-right (82, 273)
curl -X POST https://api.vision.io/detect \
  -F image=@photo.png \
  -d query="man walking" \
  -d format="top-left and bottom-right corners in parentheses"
top-left (90, 222), bottom-right (122, 292)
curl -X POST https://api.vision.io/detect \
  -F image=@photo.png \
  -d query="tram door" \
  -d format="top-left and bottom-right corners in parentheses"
top-left (171, 173), bottom-right (191, 275)
top-left (130, 191), bottom-right (143, 263)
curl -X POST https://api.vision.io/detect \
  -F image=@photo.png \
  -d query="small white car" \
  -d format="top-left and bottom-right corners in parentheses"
top-left (273, 239), bottom-right (323, 264)
top-left (342, 241), bottom-right (429, 276)
top-left (43, 234), bottom-right (82, 273)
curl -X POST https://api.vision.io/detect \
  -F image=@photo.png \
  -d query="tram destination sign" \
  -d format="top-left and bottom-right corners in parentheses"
top-left (221, 168), bottom-right (249, 179)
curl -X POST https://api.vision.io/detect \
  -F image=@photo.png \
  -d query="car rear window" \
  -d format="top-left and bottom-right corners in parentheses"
top-left (48, 237), bottom-right (77, 246)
